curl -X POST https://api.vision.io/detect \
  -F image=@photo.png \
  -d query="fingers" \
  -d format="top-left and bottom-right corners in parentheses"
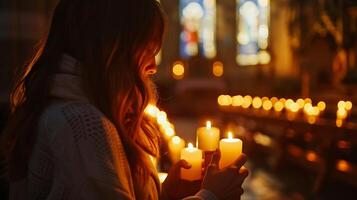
top-left (230, 168), bottom-right (249, 189)
top-left (206, 150), bottom-right (221, 174)
top-left (170, 159), bottom-right (192, 175)
top-left (209, 150), bottom-right (221, 166)
top-left (239, 166), bottom-right (249, 177)
top-left (233, 153), bottom-right (247, 169)
top-left (206, 163), bottom-right (218, 174)
top-left (177, 159), bottom-right (192, 169)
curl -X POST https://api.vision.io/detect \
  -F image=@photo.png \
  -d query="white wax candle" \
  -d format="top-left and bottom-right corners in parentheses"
top-left (168, 136), bottom-right (185, 164)
top-left (180, 143), bottom-right (203, 181)
top-left (197, 121), bottom-right (220, 151)
top-left (219, 132), bottom-right (242, 169)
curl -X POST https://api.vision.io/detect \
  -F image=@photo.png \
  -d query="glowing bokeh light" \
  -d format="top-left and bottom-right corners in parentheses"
top-left (317, 101), bottom-right (326, 111)
top-left (232, 95), bottom-right (244, 107)
top-left (212, 61), bottom-right (224, 77)
top-left (172, 62), bottom-right (185, 79)
top-left (252, 97), bottom-right (263, 109)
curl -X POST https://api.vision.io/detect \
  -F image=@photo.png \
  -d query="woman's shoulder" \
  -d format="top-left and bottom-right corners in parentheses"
top-left (39, 101), bottom-right (116, 138)
top-left (41, 101), bottom-right (103, 123)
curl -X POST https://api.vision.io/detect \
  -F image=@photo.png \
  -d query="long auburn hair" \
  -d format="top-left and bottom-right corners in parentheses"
top-left (2, 0), bottom-right (165, 196)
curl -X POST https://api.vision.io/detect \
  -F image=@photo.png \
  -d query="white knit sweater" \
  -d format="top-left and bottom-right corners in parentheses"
top-left (9, 54), bottom-right (217, 200)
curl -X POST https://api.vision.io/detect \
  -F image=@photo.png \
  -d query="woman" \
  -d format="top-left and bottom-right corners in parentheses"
top-left (2, 0), bottom-right (248, 199)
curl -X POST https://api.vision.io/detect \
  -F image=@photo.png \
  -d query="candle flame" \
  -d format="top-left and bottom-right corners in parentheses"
top-left (172, 136), bottom-right (181, 144)
top-left (188, 143), bottom-right (194, 149)
top-left (206, 121), bottom-right (212, 129)
top-left (228, 132), bottom-right (233, 139)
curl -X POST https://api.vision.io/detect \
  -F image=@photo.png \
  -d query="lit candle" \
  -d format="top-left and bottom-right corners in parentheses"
top-left (180, 143), bottom-right (203, 181)
top-left (197, 121), bottom-right (220, 151)
top-left (168, 136), bottom-right (185, 164)
top-left (219, 132), bottom-right (243, 169)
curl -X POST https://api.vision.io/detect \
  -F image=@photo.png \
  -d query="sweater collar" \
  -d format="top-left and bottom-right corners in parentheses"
top-left (50, 54), bottom-right (89, 102)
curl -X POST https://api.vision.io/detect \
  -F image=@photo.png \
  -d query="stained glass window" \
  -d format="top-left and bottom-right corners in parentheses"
top-left (236, 0), bottom-right (270, 66)
top-left (180, 0), bottom-right (216, 59)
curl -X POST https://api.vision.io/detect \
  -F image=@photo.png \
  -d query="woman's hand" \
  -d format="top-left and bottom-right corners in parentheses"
top-left (202, 152), bottom-right (249, 200)
top-left (161, 160), bottom-right (201, 200)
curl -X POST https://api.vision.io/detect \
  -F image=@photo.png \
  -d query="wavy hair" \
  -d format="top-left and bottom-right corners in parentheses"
top-left (1, 0), bottom-right (165, 197)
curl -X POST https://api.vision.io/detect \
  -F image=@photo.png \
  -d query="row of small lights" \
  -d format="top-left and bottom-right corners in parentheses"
top-left (144, 104), bottom-right (177, 139)
top-left (218, 95), bottom-right (353, 125)
top-left (218, 95), bottom-right (326, 113)
top-left (144, 104), bottom-right (188, 160)
top-left (144, 102), bottom-right (354, 175)
top-left (218, 94), bottom-right (354, 172)
top-left (172, 61), bottom-right (224, 80)
top-left (222, 95), bottom-right (354, 172)
top-left (144, 104), bottom-right (186, 183)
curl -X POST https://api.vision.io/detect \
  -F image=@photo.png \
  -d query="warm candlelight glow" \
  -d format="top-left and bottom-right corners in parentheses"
top-left (338, 101), bottom-right (346, 110)
top-left (345, 101), bottom-right (352, 111)
top-left (296, 98), bottom-right (305, 109)
top-left (206, 121), bottom-right (212, 129)
top-left (306, 151), bottom-right (318, 162)
top-left (274, 101), bottom-right (284, 112)
top-left (336, 160), bottom-right (351, 172)
top-left (165, 127), bottom-right (175, 137)
top-left (304, 98), bottom-right (312, 104)
top-left (242, 95), bottom-right (252, 108)
top-left (337, 108), bottom-right (347, 119)
top-left (218, 95), bottom-right (232, 106)
top-left (254, 132), bottom-right (272, 147)
top-left (261, 97), bottom-right (269, 102)
top-left (317, 101), bottom-right (326, 111)
top-left (169, 136), bottom-right (185, 163)
top-left (172, 136), bottom-right (181, 144)
top-left (228, 132), bottom-right (233, 139)
top-left (144, 104), bottom-right (160, 118)
top-left (172, 61), bottom-right (185, 79)
top-left (285, 99), bottom-right (294, 109)
top-left (270, 97), bottom-right (278, 104)
top-left (252, 97), bottom-right (263, 109)
top-left (336, 119), bottom-right (343, 127)
top-left (219, 132), bottom-right (242, 169)
top-left (232, 95), bottom-right (244, 107)
top-left (289, 103), bottom-right (299, 113)
top-left (188, 143), bottom-right (194, 149)
top-left (181, 143), bottom-right (202, 180)
top-left (160, 121), bottom-right (175, 140)
top-left (304, 103), bottom-right (313, 113)
top-left (262, 100), bottom-right (273, 111)
top-left (311, 107), bottom-right (320, 116)
top-left (279, 98), bottom-right (286, 104)
top-left (157, 111), bottom-right (168, 125)
top-left (197, 121), bottom-right (220, 151)
top-left (213, 61), bottom-right (224, 77)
